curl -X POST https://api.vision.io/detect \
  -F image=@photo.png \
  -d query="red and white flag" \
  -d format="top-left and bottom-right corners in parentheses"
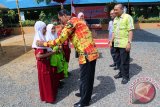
top-left (71, 0), bottom-right (76, 17)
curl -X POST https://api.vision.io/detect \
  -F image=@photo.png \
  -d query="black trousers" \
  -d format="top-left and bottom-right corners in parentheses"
top-left (79, 59), bottom-right (97, 105)
top-left (110, 42), bottom-right (120, 67)
top-left (75, 50), bottom-right (79, 58)
top-left (110, 42), bottom-right (117, 65)
top-left (115, 47), bottom-right (130, 79)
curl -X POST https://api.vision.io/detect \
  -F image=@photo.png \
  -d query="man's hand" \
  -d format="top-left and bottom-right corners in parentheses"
top-left (109, 41), bottom-right (112, 48)
top-left (36, 40), bottom-right (44, 47)
top-left (126, 43), bottom-right (131, 52)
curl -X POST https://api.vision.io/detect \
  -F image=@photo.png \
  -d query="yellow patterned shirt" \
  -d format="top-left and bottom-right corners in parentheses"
top-left (113, 13), bottom-right (134, 48)
top-left (44, 17), bottom-right (99, 64)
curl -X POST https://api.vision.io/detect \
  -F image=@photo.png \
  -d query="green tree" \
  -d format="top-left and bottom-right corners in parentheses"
top-left (8, 10), bottom-right (16, 20)
top-left (7, 10), bottom-right (16, 27)
top-left (39, 11), bottom-right (46, 22)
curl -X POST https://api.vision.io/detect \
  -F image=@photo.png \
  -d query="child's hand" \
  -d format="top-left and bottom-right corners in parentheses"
top-left (51, 50), bottom-right (56, 54)
top-left (58, 45), bottom-right (62, 49)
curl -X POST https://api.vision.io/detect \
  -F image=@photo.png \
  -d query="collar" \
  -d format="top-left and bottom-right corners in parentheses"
top-left (116, 13), bottom-right (125, 19)
top-left (120, 13), bottom-right (125, 18)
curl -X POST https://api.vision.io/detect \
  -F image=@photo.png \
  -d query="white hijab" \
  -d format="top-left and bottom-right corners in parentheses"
top-left (45, 24), bottom-right (58, 51)
top-left (32, 21), bottom-right (46, 49)
top-left (77, 12), bottom-right (84, 19)
top-left (46, 24), bottom-right (58, 41)
top-left (77, 12), bottom-right (86, 25)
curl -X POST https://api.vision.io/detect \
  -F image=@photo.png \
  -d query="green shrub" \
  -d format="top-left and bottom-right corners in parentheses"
top-left (39, 11), bottom-right (46, 22)
top-left (22, 20), bottom-right (35, 26)
top-left (138, 15), bottom-right (145, 23)
top-left (138, 16), bottom-right (160, 23)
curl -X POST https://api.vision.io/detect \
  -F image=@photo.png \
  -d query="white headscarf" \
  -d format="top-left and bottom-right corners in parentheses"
top-left (32, 21), bottom-right (46, 49)
top-left (46, 24), bottom-right (57, 41)
top-left (77, 12), bottom-right (84, 19)
top-left (45, 24), bottom-right (58, 51)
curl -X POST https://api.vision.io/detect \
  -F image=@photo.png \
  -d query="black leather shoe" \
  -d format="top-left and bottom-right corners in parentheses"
top-left (45, 102), bottom-right (55, 104)
top-left (59, 81), bottom-right (65, 86)
top-left (121, 78), bottom-right (129, 84)
top-left (114, 74), bottom-right (122, 79)
top-left (113, 66), bottom-right (119, 70)
top-left (68, 72), bottom-right (71, 76)
top-left (59, 81), bottom-right (64, 89)
top-left (109, 63), bottom-right (116, 67)
top-left (75, 93), bottom-right (81, 97)
top-left (58, 84), bottom-right (64, 89)
top-left (74, 103), bottom-right (89, 107)
top-left (74, 102), bottom-right (80, 106)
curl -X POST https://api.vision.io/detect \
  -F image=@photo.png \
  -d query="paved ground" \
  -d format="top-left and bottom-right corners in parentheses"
top-left (0, 29), bottom-right (160, 107)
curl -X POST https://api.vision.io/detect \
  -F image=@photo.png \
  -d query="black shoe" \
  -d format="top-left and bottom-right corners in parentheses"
top-left (74, 102), bottom-right (80, 106)
top-left (45, 101), bottom-right (55, 104)
top-left (59, 81), bottom-right (65, 89)
top-left (58, 84), bottom-right (64, 89)
top-left (74, 103), bottom-right (89, 107)
top-left (68, 72), bottom-right (71, 76)
top-left (109, 63), bottom-right (116, 67)
top-left (75, 93), bottom-right (81, 97)
top-left (114, 74), bottom-right (122, 79)
top-left (121, 78), bottom-right (129, 84)
top-left (59, 81), bottom-right (65, 86)
top-left (113, 66), bottom-right (119, 70)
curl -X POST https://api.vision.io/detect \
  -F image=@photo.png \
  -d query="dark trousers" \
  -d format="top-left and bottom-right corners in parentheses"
top-left (110, 42), bottom-right (120, 67)
top-left (110, 42), bottom-right (117, 65)
top-left (79, 59), bottom-right (97, 105)
top-left (115, 47), bottom-right (130, 79)
top-left (75, 50), bottom-right (79, 58)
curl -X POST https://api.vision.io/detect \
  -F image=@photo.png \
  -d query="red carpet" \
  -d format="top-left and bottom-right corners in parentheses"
top-left (70, 39), bottom-right (110, 48)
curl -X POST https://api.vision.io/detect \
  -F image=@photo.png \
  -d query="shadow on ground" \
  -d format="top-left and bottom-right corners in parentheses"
top-left (130, 63), bottom-right (142, 79)
top-left (55, 68), bottom-right (80, 103)
top-left (0, 35), bottom-right (18, 41)
top-left (133, 29), bottom-right (160, 43)
top-left (55, 70), bottom-right (116, 106)
top-left (91, 76), bottom-right (116, 104)
top-left (0, 45), bottom-right (32, 66)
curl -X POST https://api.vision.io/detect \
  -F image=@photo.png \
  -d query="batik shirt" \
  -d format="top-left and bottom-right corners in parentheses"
top-left (44, 17), bottom-right (99, 64)
top-left (113, 13), bottom-right (134, 48)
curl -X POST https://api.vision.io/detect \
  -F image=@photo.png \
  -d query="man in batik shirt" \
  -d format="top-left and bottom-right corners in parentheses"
top-left (110, 4), bottom-right (134, 84)
top-left (37, 9), bottom-right (99, 107)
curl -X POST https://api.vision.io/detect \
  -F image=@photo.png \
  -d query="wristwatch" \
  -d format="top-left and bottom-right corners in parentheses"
top-left (128, 41), bottom-right (132, 44)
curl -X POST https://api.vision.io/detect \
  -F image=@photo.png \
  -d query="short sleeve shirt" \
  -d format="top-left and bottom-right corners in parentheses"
top-left (113, 13), bottom-right (134, 48)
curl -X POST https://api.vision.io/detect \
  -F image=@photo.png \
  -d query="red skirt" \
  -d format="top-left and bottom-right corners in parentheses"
top-left (36, 49), bottom-right (58, 103)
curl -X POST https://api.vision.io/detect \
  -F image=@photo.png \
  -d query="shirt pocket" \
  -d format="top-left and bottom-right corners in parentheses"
top-left (119, 23), bottom-right (127, 30)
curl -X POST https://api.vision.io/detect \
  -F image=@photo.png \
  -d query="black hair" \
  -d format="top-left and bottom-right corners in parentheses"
top-left (58, 9), bottom-right (70, 16)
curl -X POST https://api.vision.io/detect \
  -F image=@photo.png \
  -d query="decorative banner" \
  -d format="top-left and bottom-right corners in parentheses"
top-left (75, 6), bottom-right (109, 19)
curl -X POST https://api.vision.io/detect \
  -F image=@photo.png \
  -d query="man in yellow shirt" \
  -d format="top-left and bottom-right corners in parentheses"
top-left (37, 9), bottom-right (99, 107)
top-left (110, 4), bottom-right (134, 84)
